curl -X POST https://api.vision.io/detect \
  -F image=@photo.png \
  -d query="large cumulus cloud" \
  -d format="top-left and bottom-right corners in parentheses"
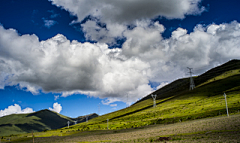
top-left (0, 25), bottom-right (152, 103)
top-left (50, 0), bottom-right (205, 45)
top-left (49, 0), bottom-right (205, 24)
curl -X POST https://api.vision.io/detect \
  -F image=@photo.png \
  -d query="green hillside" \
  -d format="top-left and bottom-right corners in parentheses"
top-left (138, 59), bottom-right (240, 103)
top-left (2, 59), bottom-right (240, 142)
top-left (0, 109), bottom-right (98, 137)
top-left (0, 109), bottom-right (73, 136)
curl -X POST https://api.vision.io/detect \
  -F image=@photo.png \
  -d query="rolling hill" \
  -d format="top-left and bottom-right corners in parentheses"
top-left (0, 109), bottom-right (98, 136)
top-left (137, 59), bottom-right (240, 103)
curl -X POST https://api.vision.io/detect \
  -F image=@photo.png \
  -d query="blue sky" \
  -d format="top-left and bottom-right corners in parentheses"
top-left (0, 0), bottom-right (240, 118)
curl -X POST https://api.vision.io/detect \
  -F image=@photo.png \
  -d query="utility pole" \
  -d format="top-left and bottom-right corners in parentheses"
top-left (151, 94), bottom-right (157, 107)
top-left (187, 67), bottom-right (195, 90)
top-left (86, 116), bottom-right (89, 122)
top-left (32, 131), bottom-right (34, 143)
top-left (107, 119), bottom-right (109, 130)
top-left (98, 104), bottom-right (100, 115)
top-left (223, 93), bottom-right (229, 117)
top-left (67, 121), bottom-right (70, 128)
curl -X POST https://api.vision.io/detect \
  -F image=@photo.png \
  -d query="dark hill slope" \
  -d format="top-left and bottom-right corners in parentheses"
top-left (137, 59), bottom-right (240, 103)
top-left (26, 109), bottom-right (72, 129)
top-left (134, 78), bottom-right (189, 105)
top-left (194, 59), bottom-right (240, 86)
top-left (0, 109), bottom-right (98, 136)
top-left (74, 113), bottom-right (99, 123)
top-left (0, 109), bottom-right (71, 136)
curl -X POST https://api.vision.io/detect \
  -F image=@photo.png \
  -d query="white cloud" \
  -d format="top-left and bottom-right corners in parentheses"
top-left (101, 98), bottom-right (120, 105)
top-left (0, 26), bottom-right (152, 103)
top-left (50, 0), bottom-right (205, 45)
top-left (81, 20), bottom-right (127, 45)
top-left (43, 19), bottom-right (57, 28)
top-left (0, 72), bottom-right (9, 89)
top-left (1, 21), bottom-right (240, 104)
top-left (48, 10), bottom-right (61, 19)
top-left (49, 102), bottom-right (62, 113)
top-left (110, 104), bottom-right (117, 107)
top-left (122, 21), bottom-right (164, 57)
top-left (171, 28), bottom-right (188, 39)
top-left (54, 95), bottom-right (59, 100)
top-left (0, 104), bottom-right (34, 117)
top-left (49, 0), bottom-right (205, 24)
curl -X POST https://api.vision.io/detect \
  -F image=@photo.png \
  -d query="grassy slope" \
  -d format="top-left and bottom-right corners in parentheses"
top-left (138, 59), bottom-right (240, 103)
top-left (2, 60), bottom-right (240, 142)
top-left (9, 114), bottom-right (240, 143)
top-left (0, 109), bottom-right (73, 136)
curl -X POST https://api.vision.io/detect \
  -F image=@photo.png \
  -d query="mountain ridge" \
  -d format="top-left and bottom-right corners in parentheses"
top-left (136, 59), bottom-right (240, 104)
top-left (0, 109), bottom-right (98, 136)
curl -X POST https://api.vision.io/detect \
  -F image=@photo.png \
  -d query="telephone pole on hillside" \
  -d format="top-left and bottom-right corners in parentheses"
top-left (67, 121), bottom-right (70, 128)
top-left (187, 67), bottom-right (195, 90)
top-left (223, 93), bottom-right (229, 117)
top-left (98, 104), bottom-right (100, 116)
top-left (86, 116), bottom-right (89, 122)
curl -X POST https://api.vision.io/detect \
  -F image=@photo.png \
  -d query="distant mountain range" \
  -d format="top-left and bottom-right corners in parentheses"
top-left (0, 109), bottom-right (98, 136)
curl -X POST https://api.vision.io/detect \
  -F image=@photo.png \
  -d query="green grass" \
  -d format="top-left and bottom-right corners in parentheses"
top-left (0, 109), bottom-right (74, 136)
top-left (6, 114), bottom-right (240, 142)
top-left (196, 69), bottom-right (240, 88)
